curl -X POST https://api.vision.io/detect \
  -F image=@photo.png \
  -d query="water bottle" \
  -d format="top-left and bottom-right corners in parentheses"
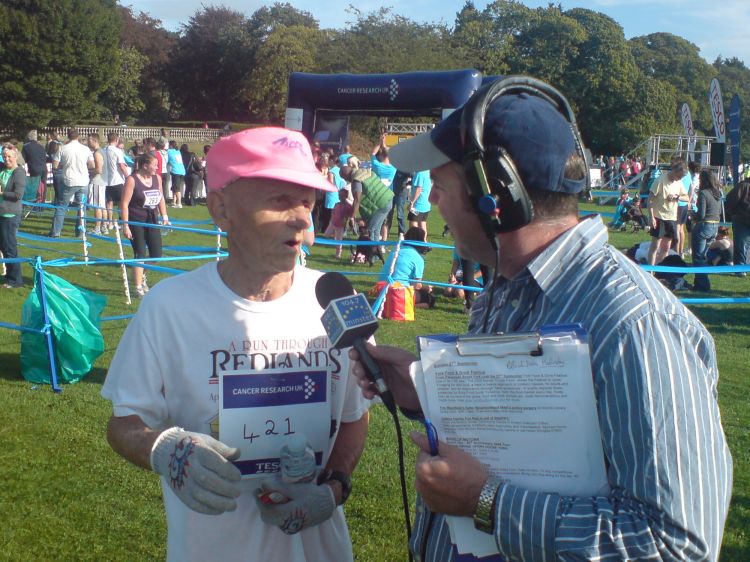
top-left (279, 434), bottom-right (316, 484)
top-left (257, 434), bottom-right (316, 506)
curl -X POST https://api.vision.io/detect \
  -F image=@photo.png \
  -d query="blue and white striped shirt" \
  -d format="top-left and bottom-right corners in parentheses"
top-left (411, 215), bottom-right (732, 562)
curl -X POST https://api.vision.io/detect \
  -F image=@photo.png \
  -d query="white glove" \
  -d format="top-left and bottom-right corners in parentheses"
top-left (255, 479), bottom-right (336, 534)
top-left (150, 427), bottom-right (242, 515)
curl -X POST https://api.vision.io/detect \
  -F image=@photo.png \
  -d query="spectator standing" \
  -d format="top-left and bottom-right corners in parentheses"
top-left (87, 134), bottom-right (107, 235)
top-left (180, 143), bottom-right (201, 206)
top-left (647, 158), bottom-right (689, 266)
top-left (103, 132), bottom-right (129, 234)
top-left (0, 144), bottom-right (27, 288)
top-left (49, 128), bottom-right (93, 238)
top-left (156, 140), bottom-right (170, 202)
top-left (22, 130), bottom-right (47, 203)
top-left (167, 140), bottom-right (186, 208)
top-left (691, 170), bottom-right (724, 291)
top-left (408, 170), bottom-right (432, 237)
top-left (725, 179), bottom-right (750, 276)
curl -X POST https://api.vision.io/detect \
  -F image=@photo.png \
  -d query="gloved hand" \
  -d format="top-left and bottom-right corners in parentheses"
top-left (150, 427), bottom-right (242, 515)
top-left (255, 479), bottom-right (336, 534)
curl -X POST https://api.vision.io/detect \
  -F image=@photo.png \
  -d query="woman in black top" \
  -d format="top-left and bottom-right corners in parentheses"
top-left (121, 153), bottom-right (170, 297)
top-left (0, 144), bottom-right (28, 288)
top-left (691, 170), bottom-right (724, 292)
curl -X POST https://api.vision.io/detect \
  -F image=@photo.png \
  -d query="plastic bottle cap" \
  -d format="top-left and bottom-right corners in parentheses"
top-left (283, 433), bottom-right (308, 454)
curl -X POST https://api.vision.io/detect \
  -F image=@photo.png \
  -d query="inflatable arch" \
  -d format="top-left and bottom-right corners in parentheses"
top-left (285, 69), bottom-right (483, 146)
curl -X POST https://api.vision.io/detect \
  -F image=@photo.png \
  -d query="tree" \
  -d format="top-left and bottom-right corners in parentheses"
top-left (246, 2), bottom-right (318, 44)
top-left (630, 33), bottom-right (716, 135)
top-left (165, 7), bottom-right (254, 121)
top-left (118, 6), bottom-right (177, 122)
top-left (0, 0), bottom-right (121, 132)
top-left (325, 7), bottom-right (459, 74)
top-left (451, 1), bottom-right (511, 75)
top-left (100, 46), bottom-right (147, 121)
top-left (246, 26), bottom-right (322, 123)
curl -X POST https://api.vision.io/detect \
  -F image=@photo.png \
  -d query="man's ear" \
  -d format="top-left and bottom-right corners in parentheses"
top-left (207, 191), bottom-right (229, 231)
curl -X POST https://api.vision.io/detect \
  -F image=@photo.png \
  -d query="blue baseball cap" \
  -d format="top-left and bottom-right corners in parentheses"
top-left (390, 91), bottom-right (586, 194)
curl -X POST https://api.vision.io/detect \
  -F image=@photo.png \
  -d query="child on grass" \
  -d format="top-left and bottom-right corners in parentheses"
top-left (326, 189), bottom-right (354, 258)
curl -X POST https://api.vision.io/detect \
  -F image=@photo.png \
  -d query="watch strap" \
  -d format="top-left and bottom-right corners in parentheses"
top-left (473, 476), bottom-right (502, 534)
top-left (317, 469), bottom-right (352, 505)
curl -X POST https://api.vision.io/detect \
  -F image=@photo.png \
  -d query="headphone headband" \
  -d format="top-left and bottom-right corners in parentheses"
top-left (460, 76), bottom-right (584, 162)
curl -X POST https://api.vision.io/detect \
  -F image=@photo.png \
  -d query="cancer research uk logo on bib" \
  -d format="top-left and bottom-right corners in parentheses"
top-left (222, 370), bottom-right (327, 409)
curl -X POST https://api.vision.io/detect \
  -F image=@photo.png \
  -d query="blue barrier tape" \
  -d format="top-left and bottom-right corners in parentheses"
top-left (40, 253), bottom-right (225, 267)
top-left (17, 232), bottom-right (92, 245)
top-left (642, 264), bottom-right (750, 274)
top-left (162, 245), bottom-right (223, 253)
top-left (101, 314), bottom-right (136, 322)
top-left (0, 321), bottom-right (44, 334)
top-left (680, 297), bottom-right (750, 304)
top-left (139, 263), bottom-right (189, 275)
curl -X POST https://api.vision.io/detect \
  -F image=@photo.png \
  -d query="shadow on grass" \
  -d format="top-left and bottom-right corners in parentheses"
top-left (0, 352), bottom-right (107, 386)
top-left (691, 305), bottom-right (750, 339)
top-left (722, 494), bottom-right (750, 561)
top-left (0, 352), bottom-right (21, 381)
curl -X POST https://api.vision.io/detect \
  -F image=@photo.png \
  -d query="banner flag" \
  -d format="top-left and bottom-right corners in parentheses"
top-left (709, 78), bottom-right (726, 142)
top-left (681, 103), bottom-right (697, 159)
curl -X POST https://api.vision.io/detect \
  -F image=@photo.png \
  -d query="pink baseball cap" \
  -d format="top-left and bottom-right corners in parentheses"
top-left (206, 127), bottom-right (334, 192)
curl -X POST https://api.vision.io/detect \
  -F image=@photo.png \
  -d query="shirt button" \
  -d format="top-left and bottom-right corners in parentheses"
top-left (511, 299), bottom-right (519, 308)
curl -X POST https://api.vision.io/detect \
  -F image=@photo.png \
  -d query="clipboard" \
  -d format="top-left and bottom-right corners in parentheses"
top-left (412, 324), bottom-right (608, 557)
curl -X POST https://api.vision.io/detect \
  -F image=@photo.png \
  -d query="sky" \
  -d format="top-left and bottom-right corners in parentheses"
top-left (123, 0), bottom-right (749, 65)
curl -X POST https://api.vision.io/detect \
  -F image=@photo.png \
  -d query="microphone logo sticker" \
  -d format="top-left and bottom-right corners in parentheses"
top-left (303, 375), bottom-right (317, 400)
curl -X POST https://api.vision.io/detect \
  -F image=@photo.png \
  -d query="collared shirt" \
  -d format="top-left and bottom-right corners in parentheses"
top-left (413, 215), bottom-right (732, 562)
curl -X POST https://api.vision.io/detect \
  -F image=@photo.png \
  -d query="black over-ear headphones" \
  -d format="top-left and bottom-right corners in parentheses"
top-left (459, 76), bottom-right (589, 243)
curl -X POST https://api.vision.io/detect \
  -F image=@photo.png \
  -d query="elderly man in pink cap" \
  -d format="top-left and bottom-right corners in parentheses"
top-left (102, 128), bottom-right (370, 562)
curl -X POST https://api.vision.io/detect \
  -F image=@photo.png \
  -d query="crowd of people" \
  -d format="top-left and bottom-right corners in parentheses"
top-left (0, 127), bottom-right (210, 292)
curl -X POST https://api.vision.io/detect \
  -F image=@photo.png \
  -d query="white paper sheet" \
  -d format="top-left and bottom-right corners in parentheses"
top-left (413, 329), bottom-right (609, 556)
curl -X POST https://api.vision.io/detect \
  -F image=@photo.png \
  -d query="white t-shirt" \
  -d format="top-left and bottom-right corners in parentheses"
top-left (59, 139), bottom-right (93, 187)
top-left (102, 263), bottom-right (369, 562)
top-left (103, 145), bottom-right (127, 186)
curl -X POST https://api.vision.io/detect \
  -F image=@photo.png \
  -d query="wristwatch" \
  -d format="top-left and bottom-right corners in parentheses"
top-left (317, 470), bottom-right (352, 505)
top-left (473, 476), bottom-right (502, 534)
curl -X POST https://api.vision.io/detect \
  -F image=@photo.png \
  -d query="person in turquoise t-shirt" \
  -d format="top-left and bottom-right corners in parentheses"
top-left (167, 140), bottom-right (186, 208)
top-left (379, 226), bottom-right (434, 308)
top-left (408, 170), bottom-right (432, 236)
top-left (370, 134), bottom-right (397, 187)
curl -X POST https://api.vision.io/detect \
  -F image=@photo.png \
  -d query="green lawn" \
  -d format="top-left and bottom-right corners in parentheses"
top-left (0, 202), bottom-right (747, 561)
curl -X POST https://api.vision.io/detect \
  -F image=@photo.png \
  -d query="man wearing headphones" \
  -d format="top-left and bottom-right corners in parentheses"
top-left (350, 78), bottom-right (731, 561)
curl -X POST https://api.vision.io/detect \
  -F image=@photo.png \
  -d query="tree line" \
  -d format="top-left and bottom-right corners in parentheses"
top-left (1, 0), bottom-right (748, 157)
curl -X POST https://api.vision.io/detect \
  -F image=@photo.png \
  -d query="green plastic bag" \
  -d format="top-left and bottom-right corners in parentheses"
top-left (20, 271), bottom-right (107, 384)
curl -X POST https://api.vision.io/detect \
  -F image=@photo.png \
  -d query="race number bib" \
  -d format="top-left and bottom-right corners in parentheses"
top-left (219, 369), bottom-right (331, 477)
top-left (143, 189), bottom-right (161, 208)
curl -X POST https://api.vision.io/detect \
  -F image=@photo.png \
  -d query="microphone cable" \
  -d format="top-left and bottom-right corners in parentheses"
top-left (382, 399), bottom-right (414, 562)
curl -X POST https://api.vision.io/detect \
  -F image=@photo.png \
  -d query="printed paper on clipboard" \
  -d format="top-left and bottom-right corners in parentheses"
top-left (414, 325), bottom-right (609, 556)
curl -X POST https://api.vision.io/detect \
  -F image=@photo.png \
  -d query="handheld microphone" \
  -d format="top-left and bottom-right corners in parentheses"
top-left (315, 272), bottom-right (396, 412)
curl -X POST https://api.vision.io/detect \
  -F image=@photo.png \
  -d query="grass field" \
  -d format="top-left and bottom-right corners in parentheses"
top-left (0, 200), bottom-right (748, 561)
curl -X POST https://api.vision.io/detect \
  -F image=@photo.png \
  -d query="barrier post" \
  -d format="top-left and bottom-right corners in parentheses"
top-left (34, 256), bottom-right (62, 393)
top-left (113, 221), bottom-right (132, 305)
top-left (372, 234), bottom-right (403, 316)
top-left (79, 194), bottom-right (89, 264)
